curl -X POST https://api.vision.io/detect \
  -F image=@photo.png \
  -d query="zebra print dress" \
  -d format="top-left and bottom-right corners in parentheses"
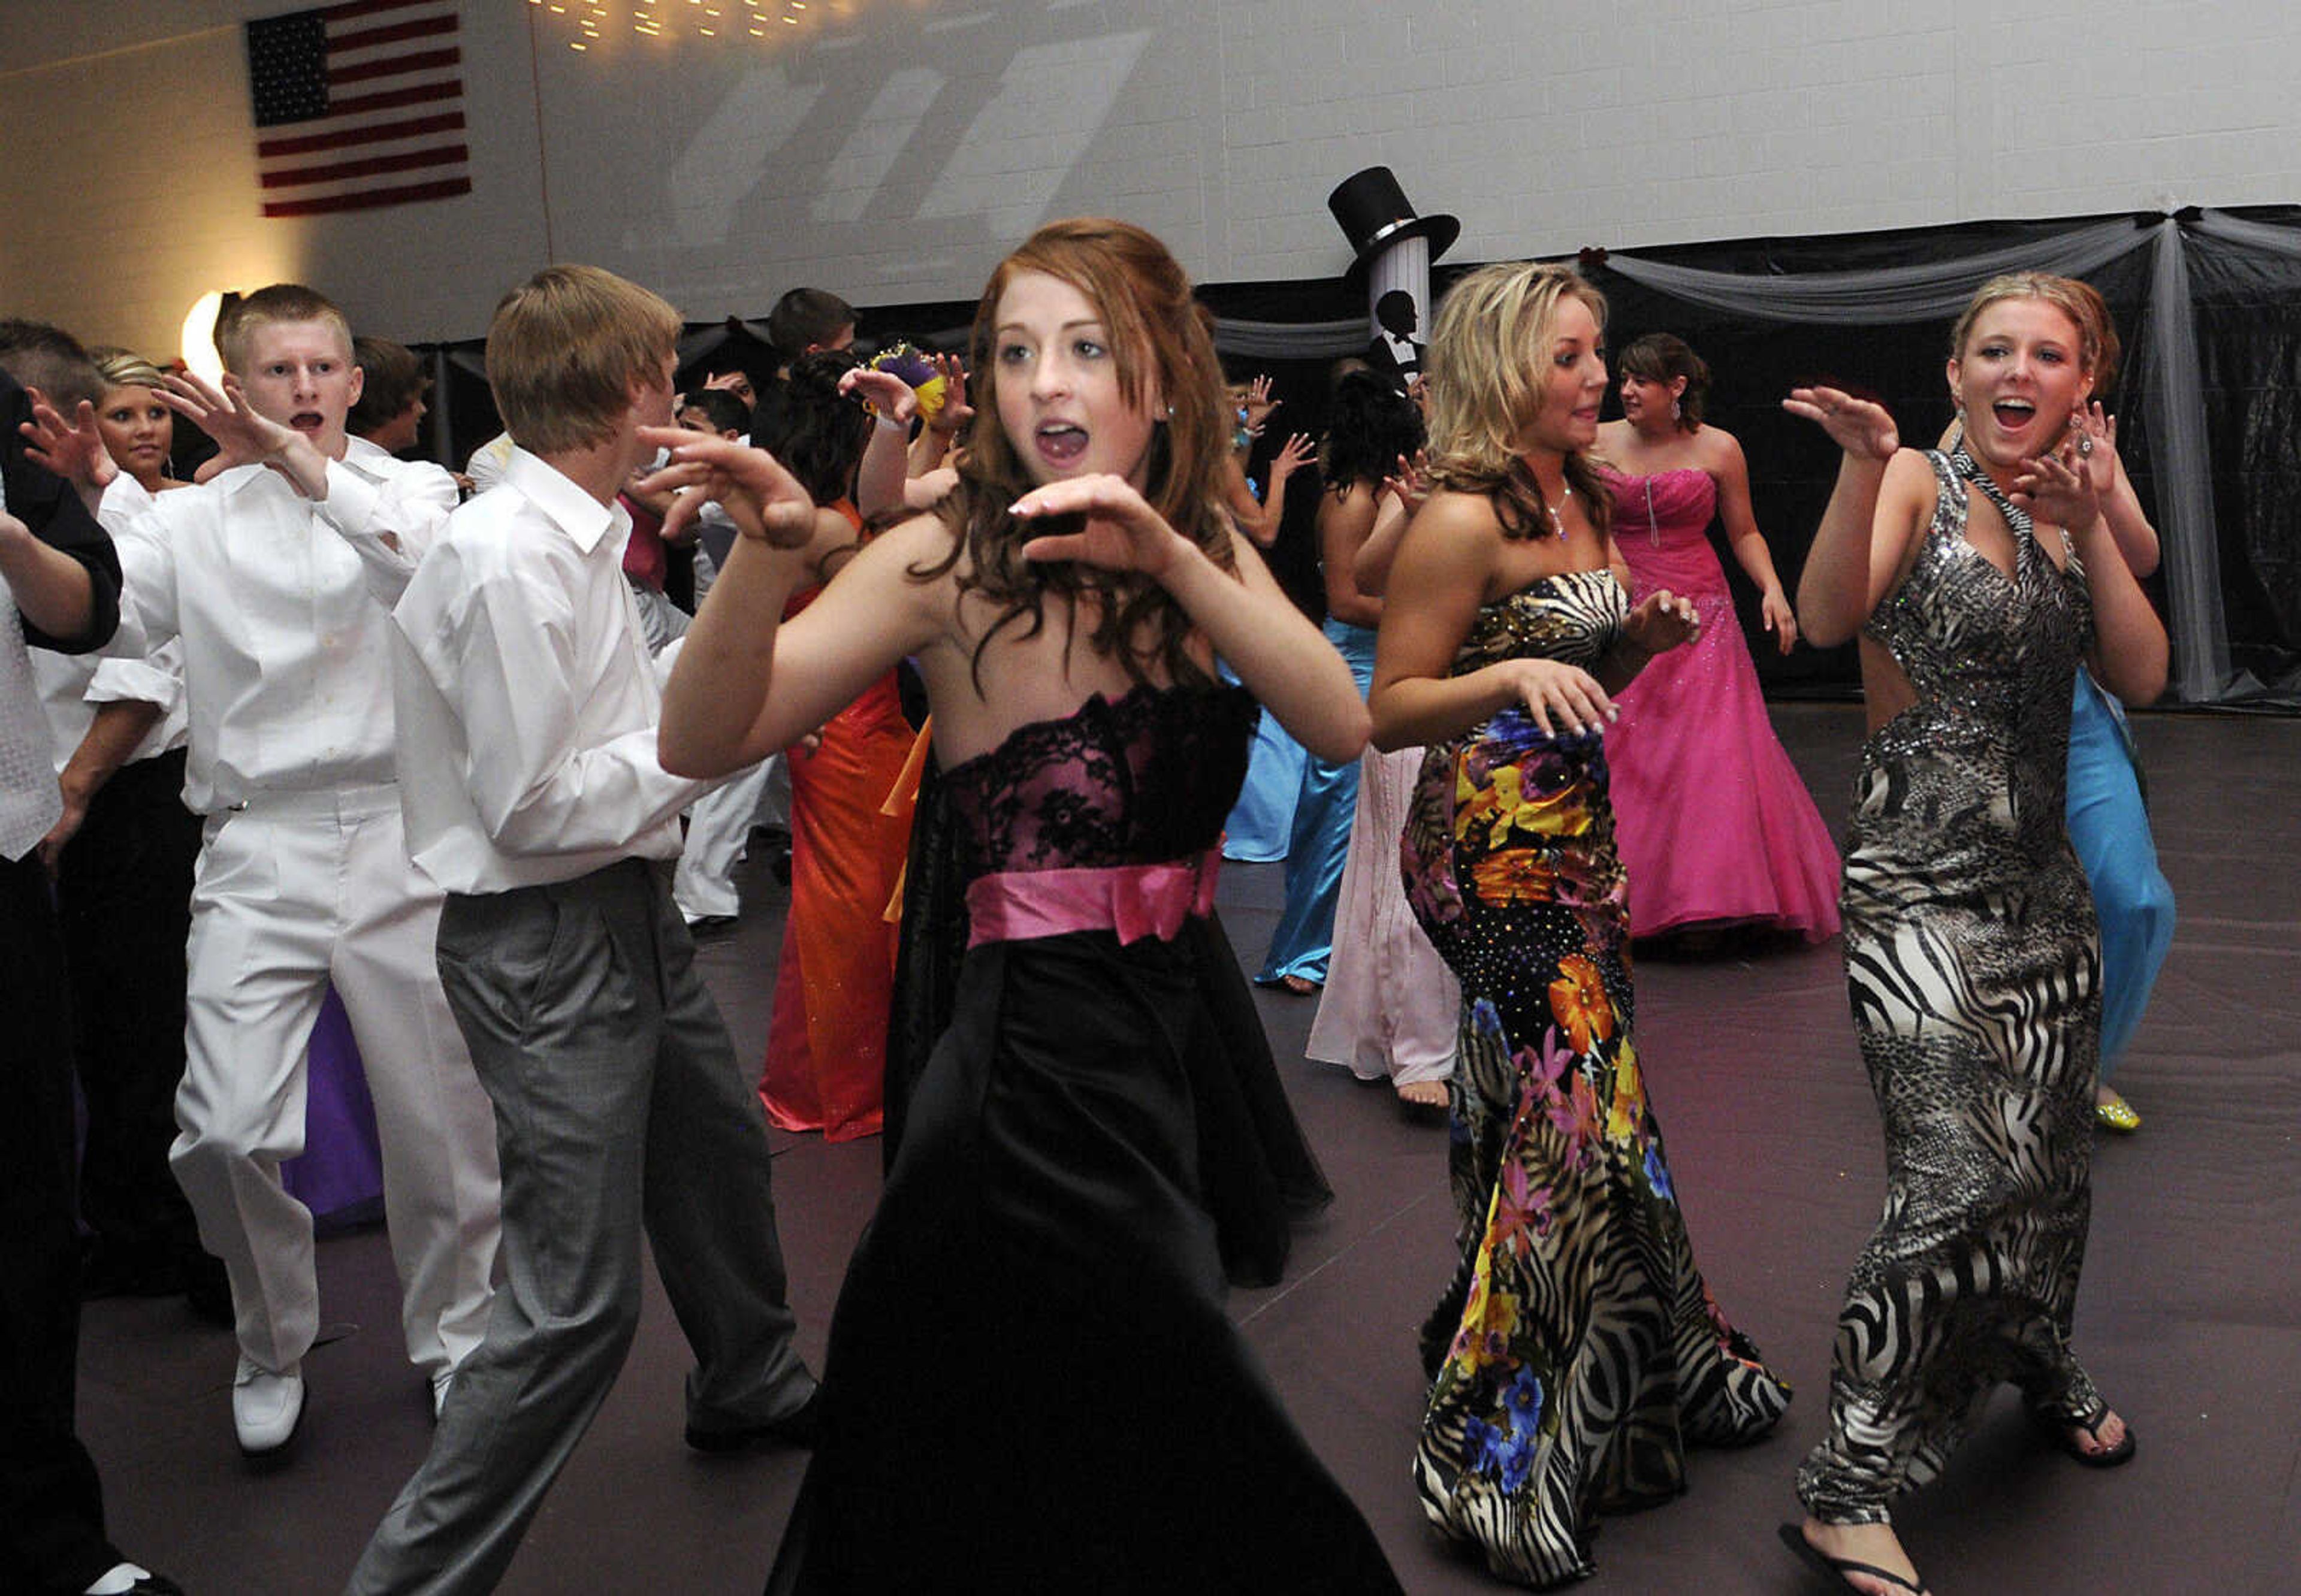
top-left (1796, 449), bottom-right (2106, 1525)
top-left (1402, 567), bottom-right (1792, 1588)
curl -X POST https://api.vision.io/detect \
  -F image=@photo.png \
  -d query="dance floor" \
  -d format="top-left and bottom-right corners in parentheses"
top-left (77, 703), bottom-right (2300, 1594)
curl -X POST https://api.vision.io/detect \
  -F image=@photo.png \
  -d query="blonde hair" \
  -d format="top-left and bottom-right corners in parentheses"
top-left (90, 346), bottom-right (168, 392)
top-left (487, 265), bottom-right (682, 455)
top-left (1948, 273), bottom-right (2104, 383)
top-left (218, 284), bottom-right (353, 374)
top-left (1424, 262), bottom-right (1612, 541)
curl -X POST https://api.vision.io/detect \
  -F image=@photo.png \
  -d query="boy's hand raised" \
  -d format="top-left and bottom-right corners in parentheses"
top-left (159, 370), bottom-right (330, 497)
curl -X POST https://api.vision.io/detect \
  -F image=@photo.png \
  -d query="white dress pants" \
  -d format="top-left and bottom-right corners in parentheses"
top-left (671, 754), bottom-right (781, 923)
top-left (170, 784), bottom-right (500, 1379)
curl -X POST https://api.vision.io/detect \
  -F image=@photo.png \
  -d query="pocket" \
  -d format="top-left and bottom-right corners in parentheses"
top-left (438, 890), bottom-right (572, 1041)
top-left (195, 812), bottom-right (279, 904)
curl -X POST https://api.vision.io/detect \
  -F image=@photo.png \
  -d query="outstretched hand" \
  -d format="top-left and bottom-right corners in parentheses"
top-left (158, 370), bottom-right (327, 493)
top-left (928, 352), bottom-right (974, 435)
top-left (20, 390), bottom-right (117, 492)
top-left (1242, 373), bottom-right (1278, 431)
top-left (2010, 436), bottom-right (2100, 533)
top-left (1008, 473), bottom-right (1189, 580)
top-left (838, 365), bottom-right (918, 426)
top-left (1783, 386), bottom-right (1898, 461)
top-left (1623, 588), bottom-right (1701, 657)
top-left (1269, 431), bottom-right (1316, 483)
top-left (635, 428), bottom-right (818, 549)
top-left (1383, 448), bottom-right (1431, 513)
top-left (2070, 401), bottom-right (2121, 499)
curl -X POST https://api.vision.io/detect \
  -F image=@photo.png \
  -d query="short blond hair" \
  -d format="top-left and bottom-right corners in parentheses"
top-left (1425, 261), bottom-right (1612, 542)
top-left (218, 284), bottom-right (354, 374)
top-left (487, 265), bottom-right (681, 455)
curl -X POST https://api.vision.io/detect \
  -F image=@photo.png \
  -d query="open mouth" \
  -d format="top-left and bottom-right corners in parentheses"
top-left (1035, 421), bottom-right (1088, 468)
top-left (289, 411), bottom-right (326, 433)
top-left (1991, 398), bottom-right (2037, 433)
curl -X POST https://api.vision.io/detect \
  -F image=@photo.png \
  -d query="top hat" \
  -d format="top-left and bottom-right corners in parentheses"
top-left (1328, 167), bottom-right (1460, 291)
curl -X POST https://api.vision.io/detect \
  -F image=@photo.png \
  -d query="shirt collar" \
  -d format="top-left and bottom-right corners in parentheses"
top-left (505, 446), bottom-right (625, 555)
top-left (342, 435), bottom-right (397, 476)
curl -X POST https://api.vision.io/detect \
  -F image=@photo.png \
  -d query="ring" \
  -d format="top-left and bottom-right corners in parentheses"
top-left (2077, 436), bottom-right (2095, 457)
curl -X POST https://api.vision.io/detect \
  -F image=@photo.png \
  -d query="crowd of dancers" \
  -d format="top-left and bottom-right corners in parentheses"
top-left (0, 213), bottom-right (2176, 1596)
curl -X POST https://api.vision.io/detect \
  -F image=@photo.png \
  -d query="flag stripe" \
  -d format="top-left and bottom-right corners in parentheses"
top-left (262, 176), bottom-right (471, 219)
top-left (330, 14), bottom-right (457, 53)
top-left (320, 79), bottom-right (460, 118)
top-left (319, 0), bottom-right (446, 22)
top-left (257, 110), bottom-right (464, 158)
top-left (329, 45), bottom-right (459, 85)
top-left (259, 143), bottom-right (467, 189)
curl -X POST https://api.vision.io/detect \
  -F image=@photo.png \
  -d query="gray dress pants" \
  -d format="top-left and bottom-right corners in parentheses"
top-left (346, 858), bottom-right (814, 1595)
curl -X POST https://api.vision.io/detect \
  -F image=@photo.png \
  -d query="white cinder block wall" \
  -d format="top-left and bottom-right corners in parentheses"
top-left (4, 0), bottom-right (2297, 361)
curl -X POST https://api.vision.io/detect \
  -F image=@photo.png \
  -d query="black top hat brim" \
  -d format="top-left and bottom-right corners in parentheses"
top-left (1342, 212), bottom-right (1460, 290)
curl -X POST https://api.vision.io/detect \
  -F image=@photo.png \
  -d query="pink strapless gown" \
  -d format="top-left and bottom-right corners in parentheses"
top-left (1599, 464), bottom-right (1840, 942)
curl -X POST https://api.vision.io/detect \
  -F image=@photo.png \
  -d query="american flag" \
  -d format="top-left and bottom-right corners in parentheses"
top-left (246, 0), bottom-right (469, 218)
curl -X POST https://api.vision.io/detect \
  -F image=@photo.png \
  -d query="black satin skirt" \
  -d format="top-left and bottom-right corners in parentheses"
top-left (883, 763), bottom-right (1331, 1287)
top-left (768, 926), bottom-right (1398, 1595)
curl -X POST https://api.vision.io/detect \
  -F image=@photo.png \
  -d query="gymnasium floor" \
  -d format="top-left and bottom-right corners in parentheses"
top-left (77, 703), bottom-right (2301, 1594)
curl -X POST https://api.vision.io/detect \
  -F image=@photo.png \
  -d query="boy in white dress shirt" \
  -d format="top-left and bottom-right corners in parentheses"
top-left (106, 285), bottom-right (501, 1457)
top-left (346, 264), bottom-right (817, 1596)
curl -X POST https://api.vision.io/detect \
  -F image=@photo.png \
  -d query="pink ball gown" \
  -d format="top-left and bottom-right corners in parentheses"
top-left (1598, 463), bottom-right (1840, 942)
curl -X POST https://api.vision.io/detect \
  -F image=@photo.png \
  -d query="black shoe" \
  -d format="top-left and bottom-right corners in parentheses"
top-left (686, 1386), bottom-right (822, 1453)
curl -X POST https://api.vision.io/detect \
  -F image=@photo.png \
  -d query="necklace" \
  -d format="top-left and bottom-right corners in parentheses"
top-left (1546, 480), bottom-right (1572, 540)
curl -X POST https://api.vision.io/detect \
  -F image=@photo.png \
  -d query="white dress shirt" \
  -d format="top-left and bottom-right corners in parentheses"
top-left (390, 446), bottom-right (711, 893)
top-left (33, 639), bottom-right (188, 773)
top-left (107, 451), bottom-right (458, 814)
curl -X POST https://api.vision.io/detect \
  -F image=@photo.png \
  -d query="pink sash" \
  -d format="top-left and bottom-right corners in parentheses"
top-left (965, 848), bottom-right (1222, 949)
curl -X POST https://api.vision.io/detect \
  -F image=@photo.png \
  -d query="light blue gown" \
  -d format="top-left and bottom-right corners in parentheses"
top-left (1256, 618), bottom-right (1378, 987)
top-left (1222, 680), bottom-right (1305, 863)
top-left (2066, 666), bottom-right (2176, 1082)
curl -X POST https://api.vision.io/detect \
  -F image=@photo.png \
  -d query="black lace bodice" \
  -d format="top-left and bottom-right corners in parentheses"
top-left (940, 683), bottom-right (1256, 881)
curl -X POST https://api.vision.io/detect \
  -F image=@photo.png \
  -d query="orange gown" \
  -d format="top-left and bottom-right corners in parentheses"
top-left (757, 525), bottom-right (917, 1141)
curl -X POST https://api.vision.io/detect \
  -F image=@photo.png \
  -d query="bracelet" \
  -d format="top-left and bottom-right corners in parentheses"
top-left (874, 412), bottom-right (910, 434)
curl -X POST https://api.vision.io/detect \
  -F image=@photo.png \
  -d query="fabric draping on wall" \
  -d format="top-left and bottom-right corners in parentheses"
top-left (1604, 217), bottom-right (2153, 327)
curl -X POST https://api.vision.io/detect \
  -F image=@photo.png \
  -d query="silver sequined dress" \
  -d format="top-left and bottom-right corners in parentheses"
top-left (1797, 449), bottom-right (2107, 1524)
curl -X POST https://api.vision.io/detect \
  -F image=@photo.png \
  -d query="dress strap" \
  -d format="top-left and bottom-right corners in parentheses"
top-left (1948, 443), bottom-right (2076, 566)
top-left (1947, 444), bottom-right (2031, 536)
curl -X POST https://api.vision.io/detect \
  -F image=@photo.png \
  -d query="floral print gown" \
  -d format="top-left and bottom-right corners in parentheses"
top-left (1402, 567), bottom-right (1792, 1588)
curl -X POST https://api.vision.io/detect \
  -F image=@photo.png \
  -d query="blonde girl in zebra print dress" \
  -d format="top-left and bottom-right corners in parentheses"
top-left (1372, 261), bottom-right (1793, 1588)
top-left (1780, 276), bottom-right (2169, 1596)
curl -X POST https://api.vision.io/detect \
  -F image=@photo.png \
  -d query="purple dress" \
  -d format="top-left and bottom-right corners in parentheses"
top-left (1598, 464), bottom-right (1840, 942)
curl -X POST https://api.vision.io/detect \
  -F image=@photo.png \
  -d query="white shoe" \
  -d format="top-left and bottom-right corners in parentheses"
top-left (430, 1367), bottom-right (454, 1419)
top-left (232, 1357), bottom-right (305, 1455)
